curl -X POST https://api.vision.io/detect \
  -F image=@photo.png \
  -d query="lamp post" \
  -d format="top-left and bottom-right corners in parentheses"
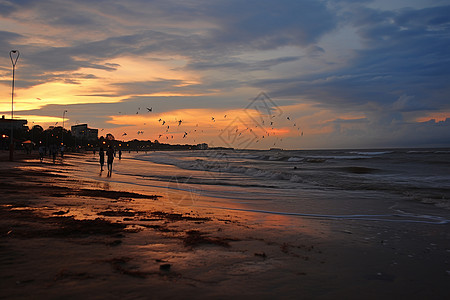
top-left (9, 50), bottom-right (20, 161)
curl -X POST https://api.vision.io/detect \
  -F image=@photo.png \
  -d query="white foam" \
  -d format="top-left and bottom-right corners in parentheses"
top-left (288, 157), bottom-right (303, 162)
top-left (307, 155), bottom-right (367, 160)
top-left (268, 156), bottom-right (282, 161)
top-left (348, 151), bottom-right (393, 156)
top-left (205, 206), bottom-right (449, 225)
top-left (290, 175), bottom-right (303, 183)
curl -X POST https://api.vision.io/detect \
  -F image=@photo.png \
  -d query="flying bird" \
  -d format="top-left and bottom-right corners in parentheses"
top-left (122, 133), bottom-right (127, 136)
top-left (147, 107), bottom-right (152, 112)
top-left (211, 117), bottom-right (215, 122)
top-left (178, 120), bottom-right (182, 126)
top-left (162, 121), bottom-right (166, 125)
top-left (287, 117), bottom-right (290, 120)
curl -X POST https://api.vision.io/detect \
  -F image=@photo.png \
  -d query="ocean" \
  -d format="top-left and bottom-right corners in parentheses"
top-left (72, 148), bottom-right (450, 225)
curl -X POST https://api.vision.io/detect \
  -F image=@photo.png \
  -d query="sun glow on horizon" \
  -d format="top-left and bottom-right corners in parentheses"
top-left (102, 107), bottom-right (313, 148)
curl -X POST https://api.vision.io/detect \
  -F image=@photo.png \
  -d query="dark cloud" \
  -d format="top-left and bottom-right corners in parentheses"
top-left (0, 0), bottom-right (36, 17)
top-left (203, 0), bottom-right (336, 49)
top-left (0, 1), bottom-right (15, 16)
top-left (0, 30), bottom-right (23, 52)
top-left (109, 77), bottom-right (243, 97)
top-left (186, 56), bottom-right (301, 71)
top-left (0, 0), bottom-right (336, 92)
top-left (0, 69), bottom-right (99, 89)
top-left (112, 80), bottom-right (200, 96)
top-left (257, 5), bottom-right (450, 114)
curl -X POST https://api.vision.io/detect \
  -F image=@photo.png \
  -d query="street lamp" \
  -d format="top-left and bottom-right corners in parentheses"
top-left (62, 110), bottom-right (67, 146)
top-left (9, 50), bottom-right (20, 161)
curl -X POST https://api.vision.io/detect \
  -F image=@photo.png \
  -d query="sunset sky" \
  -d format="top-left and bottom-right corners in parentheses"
top-left (0, 0), bottom-right (449, 149)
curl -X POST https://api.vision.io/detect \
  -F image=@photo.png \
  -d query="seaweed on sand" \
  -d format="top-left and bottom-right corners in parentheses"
top-left (183, 230), bottom-right (231, 248)
top-left (76, 189), bottom-right (160, 200)
top-left (1, 205), bottom-right (126, 238)
top-left (151, 211), bottom-right (210, 222)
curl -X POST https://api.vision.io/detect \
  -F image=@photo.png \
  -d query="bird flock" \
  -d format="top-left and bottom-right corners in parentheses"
top-left (103, 106), bottom-right (304, 147)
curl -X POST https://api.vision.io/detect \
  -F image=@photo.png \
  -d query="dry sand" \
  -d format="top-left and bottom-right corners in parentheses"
top-left (0, 151), bottom-right (449, 299)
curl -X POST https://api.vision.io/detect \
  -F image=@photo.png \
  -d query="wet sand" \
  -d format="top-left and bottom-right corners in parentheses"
top-left (0, 151), bottom-right (449, 299)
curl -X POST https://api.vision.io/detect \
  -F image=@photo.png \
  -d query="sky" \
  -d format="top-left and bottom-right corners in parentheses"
top-left (0, 0), bottom-right (449, 150)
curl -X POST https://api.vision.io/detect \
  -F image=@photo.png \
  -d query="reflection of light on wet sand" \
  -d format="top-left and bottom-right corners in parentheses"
top-left (29, 154), bottom-right (333, 240)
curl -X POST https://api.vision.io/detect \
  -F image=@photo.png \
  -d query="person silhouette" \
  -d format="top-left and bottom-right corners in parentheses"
top-left (99, 147), bottom-right (105, 172)
top-left (38, 144), bottom-right (45, 163)
top-left (106, 145), bottom-right (114, 176)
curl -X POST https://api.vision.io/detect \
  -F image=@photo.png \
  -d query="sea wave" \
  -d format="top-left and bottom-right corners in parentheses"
top-left (204, 206), bottom-right (449, 224)
top-left (131, 150), bottom-right (450, 204)
top-left (287, 157), bottom-right (303, 162)
top-left (306, 155), bottom-right (369, 160)
top-left (135, 153), bottom-right (303, 186)
top-left (238, 152), bottom-right (376, 162)
top-left (348, 151), bottom-right (393, 155)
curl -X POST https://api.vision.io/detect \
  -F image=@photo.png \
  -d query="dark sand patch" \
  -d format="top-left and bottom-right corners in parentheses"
top-left (0, 206), bottom-right (126, 239)
top-left (183, 230), bottom-right (233, 248)
top-left (76, 188), bottom-right (160, 200)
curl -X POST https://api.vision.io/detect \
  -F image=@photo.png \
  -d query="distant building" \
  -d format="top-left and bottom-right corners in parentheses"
top-left (0, 115), bottom-right (28, 131)
top-left (71, 124), bottom-right (98, 141)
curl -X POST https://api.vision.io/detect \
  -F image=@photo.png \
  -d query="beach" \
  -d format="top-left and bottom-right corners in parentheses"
top-left (1, 150), bottom-right (449, 299)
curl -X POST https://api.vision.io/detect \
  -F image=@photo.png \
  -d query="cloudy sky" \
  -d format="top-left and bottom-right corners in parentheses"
top-left (0, 0), bottom-right (449, 149)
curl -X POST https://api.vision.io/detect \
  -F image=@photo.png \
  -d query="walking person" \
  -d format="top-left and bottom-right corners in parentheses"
top-left (106, 145), bottom-right (114, 177)
top-left (38, 144), bottom-right (45, 163)
top-left (50, 144), bottom-right (57, 164)
top-left (99, 147), bottom-right (105, 172)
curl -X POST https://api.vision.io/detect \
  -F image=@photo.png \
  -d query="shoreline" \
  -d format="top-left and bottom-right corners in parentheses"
top-left (1, 152), bottom-right (449, 299)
